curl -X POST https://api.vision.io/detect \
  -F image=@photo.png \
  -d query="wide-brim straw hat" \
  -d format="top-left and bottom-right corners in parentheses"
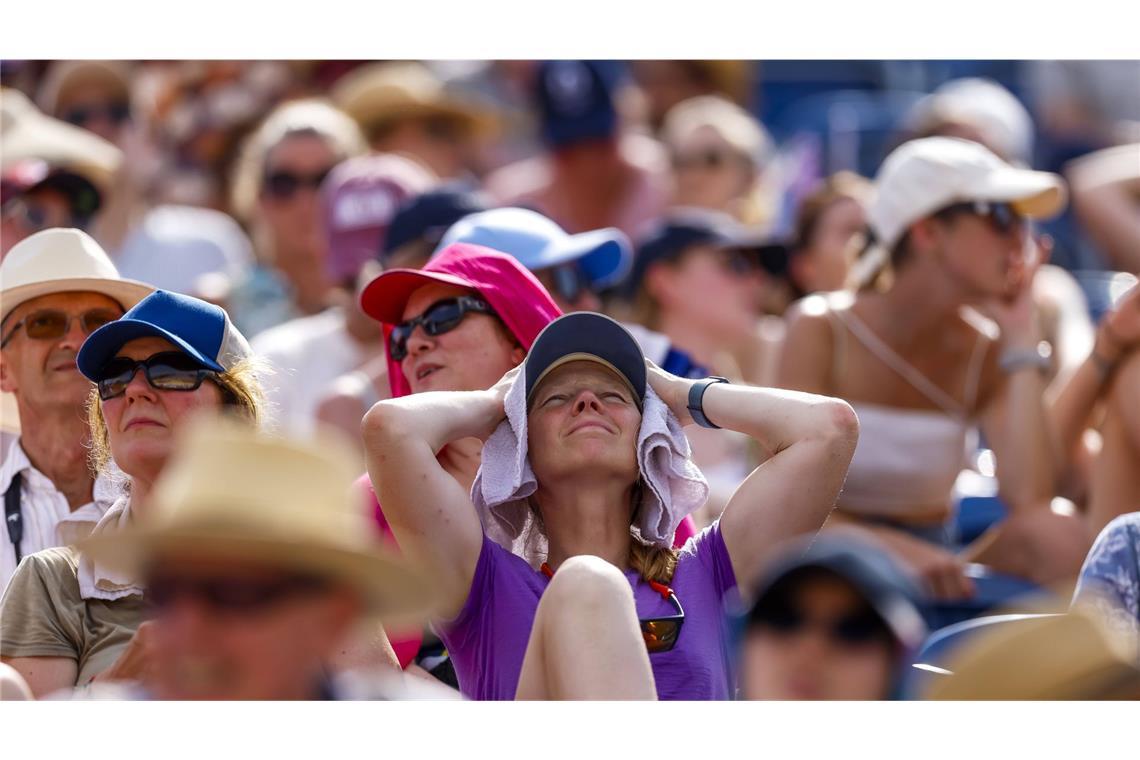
top-left (79, 419), bottom-right (440, 620)
top-left (0, 88), bottom-right (122, 192)
top-left (332, 61), bottom-right (500, 139)
top-left (1, 228), bottom-right (153, 323)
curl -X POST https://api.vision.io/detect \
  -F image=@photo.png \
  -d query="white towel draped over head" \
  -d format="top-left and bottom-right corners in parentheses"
top-left (471, 368), bottom-right (709, 569)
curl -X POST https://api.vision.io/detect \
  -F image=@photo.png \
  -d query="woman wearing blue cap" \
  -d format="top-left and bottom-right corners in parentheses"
top-left (364, 310), bottom-right (858, 699)
top-left (0, 290), bottom-right (266, 698)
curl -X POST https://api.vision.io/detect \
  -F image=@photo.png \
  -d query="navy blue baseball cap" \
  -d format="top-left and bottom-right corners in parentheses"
top-left (747, 535), bottom-right (928, 652)
top-left (78, 289), bottom-right (252, 379)
top-left (436, 207), bottom-right (632, 290)
top-left (535, 61), bottom-right (618, 149)
top-left (381, 184), bottom-right (488, 262)
top-left (524, 311), bottom-right (646, 409)
top-left (624, 210), bottom-right (791, 296)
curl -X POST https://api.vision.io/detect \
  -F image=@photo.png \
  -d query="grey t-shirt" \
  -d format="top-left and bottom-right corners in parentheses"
top-left (0, 547), bottom-right (144, 686)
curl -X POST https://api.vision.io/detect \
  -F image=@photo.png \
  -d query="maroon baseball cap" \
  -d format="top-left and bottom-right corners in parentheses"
top-left (359, 242), bottom-right (563, 398)
top-left (321, 154), bottom-right (436, 285)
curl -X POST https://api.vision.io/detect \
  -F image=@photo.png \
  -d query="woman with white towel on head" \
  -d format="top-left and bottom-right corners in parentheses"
top-left (363, 311), bottom-right (858, 700)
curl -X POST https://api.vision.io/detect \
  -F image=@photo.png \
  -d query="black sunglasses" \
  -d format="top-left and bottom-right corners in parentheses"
top-left (61, 102), bottom-right (131, 128)
top-left (95, 351), bottom-right (216, 401)
top-left (388, 296), bottom-right (495, 362)
top-left (262, 167), bottom-right (335, 200)
top-left (753, 602), bottom-right (890, 647)
top-left (145, 572), bottom-right (329, 614)
top-left (1, 308), bottom-right (119, 349)
top-left (543, 262), bottom-right (590, 305)
top-left (640, 589), bottom-right (685, 654)
top-left (672, 148), bottom-right (741, 171)
top-left (935, 200), bottom-right (1025, 236)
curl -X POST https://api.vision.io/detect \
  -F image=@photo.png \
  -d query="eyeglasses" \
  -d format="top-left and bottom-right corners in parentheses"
top-left (542, 262), bottom-right (590, 305)
top-left (262, 167), bottom-right (334, 200)
top-left (1, 197), bottom-right (89, 235)
top-left (752, 602), bottom-right (890, 647)
top-left (388, 296), bottom-right (496, 362)
top-left (640, 589), bottom-right (685, 654)
top-left (1, 308), bottom-right (119, 349)
top-left (672, 148), bottom-right (743, 172)
top-left (94, 351), bottom-right (216, 400)
top-left (935, 200), bottom-right (1025, 237)
top-left (61, 102), bottom-right (131, 128)
top-left (146, 572), bottom-right (330, 614)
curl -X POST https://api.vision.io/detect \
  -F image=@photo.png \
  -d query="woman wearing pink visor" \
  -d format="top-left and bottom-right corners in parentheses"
top-left (355, 243), bottom-right (696, 677)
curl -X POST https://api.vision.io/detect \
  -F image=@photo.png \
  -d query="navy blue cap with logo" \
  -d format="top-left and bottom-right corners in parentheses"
top-left (535, 61), bottom-right (619, 149)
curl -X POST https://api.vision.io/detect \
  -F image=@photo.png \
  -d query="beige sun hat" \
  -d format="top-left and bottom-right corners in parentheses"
top-left (868, 136), bottom-right (1067, 253)
top-left (1, 88), bottom-right (122, 192)
top-left (36, 60), bottom-right (132, 117)
top-left (79, 419), bottom-right (440, 619)
top-left (0, 228), bottom-right (153, 323)
top-left (925, 611), bottom-right (1140, 700)
top-left (331, 61), bottom-right (500, 139)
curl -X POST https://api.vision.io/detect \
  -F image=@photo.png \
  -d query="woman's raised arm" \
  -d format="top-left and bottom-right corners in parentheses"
top-left (647, 362), bottom-right (859, 598)
top-left (361, 369), bottom-right (517, 618)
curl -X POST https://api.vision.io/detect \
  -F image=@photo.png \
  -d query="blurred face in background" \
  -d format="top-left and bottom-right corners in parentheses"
top-left (792, 197), bottom-right (867, 294)
top-left (1, 188), bottom-right (81, 256)
top-left (145, 553), bottom-right (359, 700)
top-left (740, 572), bottom-right (898, 701)
top-left (669, 125), bottom-right (756, 214)
top-left (646, 243), bottom-right (763, 344)
top-left (258, 132), bottom-right (339, 254)
top-left (54, 79), bottom-right (132, 146)
top-left (369, 116), bottom-right (473, 180)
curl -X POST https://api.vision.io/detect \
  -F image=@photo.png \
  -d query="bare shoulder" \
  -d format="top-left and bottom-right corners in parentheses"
top-left (778, 293), bottom-right (849, 393)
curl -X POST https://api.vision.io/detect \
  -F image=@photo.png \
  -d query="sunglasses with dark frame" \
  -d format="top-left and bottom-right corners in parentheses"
top-left (388, 295), bottom-right (496, 362)
top-left (61, 102), bottom-right (132, 128)
top-left (145, 572), bottom-right (331, 614)
top-left (541, 262), bottom-right (590, 305)
top-left (640, 588), bottom-right (685, 654)
top-left (934, 200), bottom-right (1025, 237)
top-left (94, 351), bottom-right (217, 401)
top-left (752, 600), bottom-right (891, 647)
top-left (1, 308), bottom-right (119, 349)
top-left (262, 167), bottom-right (335, 200)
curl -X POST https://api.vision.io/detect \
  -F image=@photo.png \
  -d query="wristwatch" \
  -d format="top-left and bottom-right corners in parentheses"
top-left (687, 376), bottom-right (730, 429)
top-left (998, 341), bottom-right (1053, 375)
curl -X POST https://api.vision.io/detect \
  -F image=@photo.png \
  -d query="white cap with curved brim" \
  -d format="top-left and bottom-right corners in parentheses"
top-left (1, 228), bottom-right (153, 323)
top-left (868, 136), bottom-right (1067, 252)
top-left (79, 419), bottom-right (439, 621)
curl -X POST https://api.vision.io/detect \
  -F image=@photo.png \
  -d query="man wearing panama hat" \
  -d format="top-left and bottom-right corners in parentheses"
top-left (0, 228), bottom-right (151, 590)
top-left (78, 420), bottom-right (445, 700)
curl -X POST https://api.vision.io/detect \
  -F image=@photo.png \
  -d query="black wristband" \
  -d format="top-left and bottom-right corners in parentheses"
top-left (687, 376), bottom-right (729, 429)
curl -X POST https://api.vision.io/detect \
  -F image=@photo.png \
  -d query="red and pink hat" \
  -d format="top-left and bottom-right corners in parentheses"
top-left (359, 242), bottom-right (562, 398)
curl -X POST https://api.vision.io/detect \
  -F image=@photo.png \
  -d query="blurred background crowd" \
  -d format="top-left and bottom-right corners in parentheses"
top-left (1, 58), bottom-right (1139, 701)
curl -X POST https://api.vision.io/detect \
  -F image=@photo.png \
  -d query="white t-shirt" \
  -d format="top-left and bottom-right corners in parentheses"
top-left (251, 308), bottom-right (371, 438)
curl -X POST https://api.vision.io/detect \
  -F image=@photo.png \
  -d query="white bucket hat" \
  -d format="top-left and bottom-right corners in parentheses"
top-left (1, 228), bottom-right (153, 323)
top-left (80, 419), bottom-right (440, 619)
top-left (868, 136), bottom-right (1067, 253)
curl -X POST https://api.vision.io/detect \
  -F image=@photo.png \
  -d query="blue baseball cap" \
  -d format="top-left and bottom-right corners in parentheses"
top-left (535, 61), bottom-right (618, 149)
top-left (435, 207), bottom-right (632, 290)
top-left (78, 289), bottom-right (252, 379)
top-left (381, 184), bottom-right (488, 263)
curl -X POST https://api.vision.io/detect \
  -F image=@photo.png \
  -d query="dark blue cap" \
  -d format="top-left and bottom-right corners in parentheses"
top-left (748, 535), bottom-right (928, 651)
top-left (535, 61), bottom-right (618, 149)
top-left (524, 312), bottom-right (646, 408)
top-left (381, 184), bottom-right (488, 262)
top-left (78, 289), bottom-right (251, 379)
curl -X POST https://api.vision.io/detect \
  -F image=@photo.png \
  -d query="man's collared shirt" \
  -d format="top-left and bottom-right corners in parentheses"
top-left (0, 436), bottom-right (117, 593)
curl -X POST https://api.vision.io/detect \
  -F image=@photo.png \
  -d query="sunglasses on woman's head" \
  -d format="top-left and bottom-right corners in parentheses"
top-left (753, 601), bottom-right (890, 647)
top-left (388, 296), bottom-right (496, 362)
top-left (936, 200), bottom-right (1025, 237)
top-left (1, 308), bottom-right (119, 349)
top-left (95, 351), bottom-right (216, 400)
top-left (145, 572), bottom-right (330, 614)
top-left (262, 167), bottom-right (334, 200)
